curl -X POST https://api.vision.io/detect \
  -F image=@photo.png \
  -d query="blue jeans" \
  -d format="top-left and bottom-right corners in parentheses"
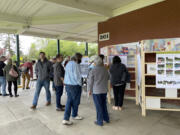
top-left (0, 77), bottom-right (7, 95)
top-left (32, 80), bottom-right (51, 106)
top-left (64, 85), bottom-right (82, 121)
top-left (55, 85), bottom-right (64, 109)
top-left (93, 93), bottom-right (109, 126)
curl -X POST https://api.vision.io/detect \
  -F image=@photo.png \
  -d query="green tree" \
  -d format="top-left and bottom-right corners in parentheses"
top-left (27, 39), bottom-right (98, 59)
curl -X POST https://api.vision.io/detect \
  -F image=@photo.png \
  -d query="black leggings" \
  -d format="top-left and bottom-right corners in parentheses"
top-left (113, 84), bottom-right (126, 107)
top-left (8, 81), bottom-right (18, 96)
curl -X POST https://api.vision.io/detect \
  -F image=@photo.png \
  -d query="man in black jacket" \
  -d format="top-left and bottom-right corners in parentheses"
top-left (0, 56), bottom-right (8, 96)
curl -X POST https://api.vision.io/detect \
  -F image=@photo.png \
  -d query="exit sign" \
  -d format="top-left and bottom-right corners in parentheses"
top-left (99, 32), bottom-right (110, 41)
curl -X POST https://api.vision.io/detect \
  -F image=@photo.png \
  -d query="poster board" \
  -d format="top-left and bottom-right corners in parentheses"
top-left (80, 57), bottom-right (89, 78)
top-left (156, 53), bottom-right (180, 88)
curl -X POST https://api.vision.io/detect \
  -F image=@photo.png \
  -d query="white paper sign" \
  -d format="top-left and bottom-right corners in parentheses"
top-left (156, 54), bottom-right (180, 88)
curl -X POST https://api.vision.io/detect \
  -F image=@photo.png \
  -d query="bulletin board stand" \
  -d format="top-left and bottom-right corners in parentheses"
top-left (141, 43), bottom-right (180, 116)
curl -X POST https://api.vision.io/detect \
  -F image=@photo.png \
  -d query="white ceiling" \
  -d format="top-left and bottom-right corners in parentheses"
top-left (0, 0), bottom-right (165, 42)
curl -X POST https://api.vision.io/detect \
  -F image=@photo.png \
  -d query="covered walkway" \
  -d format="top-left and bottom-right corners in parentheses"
top-left (0, 88), bottom-right (180, 135)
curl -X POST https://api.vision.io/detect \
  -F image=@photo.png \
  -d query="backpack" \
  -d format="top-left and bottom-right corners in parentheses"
top-left (9, 66), bottom-right (18, 78)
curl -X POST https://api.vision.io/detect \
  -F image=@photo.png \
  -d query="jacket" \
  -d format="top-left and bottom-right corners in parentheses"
top-left (64, 61), bottom-right (82, 86)
top-left (20, 62), bottom-right (33, 77)
top-left (87, 65), bottom-right (109, 94)
top-left (53, 62), bottom-right (65, 86)
top-left (4, 64), bottom-right (19, 81)
top-left (109, 63), bottom-right (130, 86)
top-left (35, 58), bottom-right (52, 81)
top-left (0, 61), bottom-right (6, 77)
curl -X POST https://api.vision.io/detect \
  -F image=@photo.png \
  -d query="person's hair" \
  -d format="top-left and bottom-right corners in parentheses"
top-left (94, 56), bottom-right (103, 66)
top-left (39, 52), bottom-right (45, 55)
top-left (7, 58), bottom-right (12, 65)
top-left (113, 56), bottom-right (121, 64)
top-left (71, 56), bottom-right (76, 61)
top-left (32, 60), bottom-right (36, 64)
top-left (99, 54), bottom-right (105, 61)
top-left (75, 53), bottom-right (82, 60)
top-left (0, 56), bottom-right (6, 60)
top-left (56, 54), bottom-right (63, 59)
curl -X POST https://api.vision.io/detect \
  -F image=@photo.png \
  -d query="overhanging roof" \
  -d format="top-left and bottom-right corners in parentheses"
top-left (0, 0), bottom-right (165, 42)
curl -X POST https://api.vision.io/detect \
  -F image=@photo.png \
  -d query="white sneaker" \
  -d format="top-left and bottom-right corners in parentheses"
top-left (62, 120), bottom-right (73, 125)
top-left (72, 116), bottom-right (83, 120)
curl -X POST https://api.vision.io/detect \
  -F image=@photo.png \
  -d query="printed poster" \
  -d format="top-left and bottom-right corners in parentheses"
top-left (156, 54), bottom-right (180, 88)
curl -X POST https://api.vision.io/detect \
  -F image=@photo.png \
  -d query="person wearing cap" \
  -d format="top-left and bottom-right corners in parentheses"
top-left (62, 53), bottom-right (83, 125)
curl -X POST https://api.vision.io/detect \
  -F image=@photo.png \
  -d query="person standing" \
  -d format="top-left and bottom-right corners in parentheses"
top-left (4, 59), bottom-right (20, 97)
top-left (62, 53), bottom-right (83, 125)
top-left (53, 54), bottom-right (65, 111)
top-left (109, 56), bottom-right (130, 111)
top-left (0, 56), bottom-right (8, 96)
top-left (20, 60), bottom-right (36, 90)
top-left (88, 56), bottom-right (110, 126)
top-left (31, 52), bottom-right (52, 109)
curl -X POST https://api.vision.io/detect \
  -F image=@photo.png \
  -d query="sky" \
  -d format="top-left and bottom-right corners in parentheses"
top-left (19, 35), bottom-right (37, 55)
top-left (0, 35), bottom-right (38, 55)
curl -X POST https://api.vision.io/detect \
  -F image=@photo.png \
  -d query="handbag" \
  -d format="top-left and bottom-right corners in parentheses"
top-left (9, 65), bottom-right (18, 78)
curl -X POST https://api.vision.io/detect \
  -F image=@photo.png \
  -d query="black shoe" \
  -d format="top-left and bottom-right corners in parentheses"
top-left (9, 95), bottom-right (13, 97)
top-left (22, 88), bottom-right (25, 90)
top-left (56, 108), bottom-right (65, 111)
top-left (0, 93), bottom-right (2, 96)
top-left (15, 95), bottom-right (19, 97)
top-left (61, 105), bottom-right (65, 108)
top-left (26, 87), bottom-right (30, 90)
top-left (94, 121), bottom-right (103, 126)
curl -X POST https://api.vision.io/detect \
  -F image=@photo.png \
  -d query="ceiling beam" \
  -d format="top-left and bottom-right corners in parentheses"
top-left (113, 0), bottom-right (165, 17)
top-left (32, 14), bottom-right (107, 25)
top-left (0, 28), bottom-right (17, 34)
top-left (0, 13), bottom-right (29, 25)
top-left (16, 26), bottom-right (30, 34)
top-left (58, 23), bottom-right (97, 39)
top-left (43, 0), bottom-right (112, 17)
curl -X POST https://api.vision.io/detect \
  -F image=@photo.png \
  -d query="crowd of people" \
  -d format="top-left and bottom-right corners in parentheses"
top-left (0, 52), bottom-right (130, 127)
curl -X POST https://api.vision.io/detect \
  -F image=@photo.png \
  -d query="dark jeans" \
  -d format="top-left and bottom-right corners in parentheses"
top-left (64, 85), bottom-right (82, 121)
top-left (32, 80), bottom-right (51, 106)
top-left (8, 81), bottom-right (18, 96)
top-left (113, 84), bottom-right (126, 107)
top-left (0, 77), bottom-right (7, 95)
top-left (55, 85), bottom-right (64, 109)
top-left (93, 93), bottom-right (109, 126)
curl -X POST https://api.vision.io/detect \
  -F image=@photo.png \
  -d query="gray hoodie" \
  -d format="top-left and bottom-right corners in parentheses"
top-left (35, 58), bottom-right (52, 81)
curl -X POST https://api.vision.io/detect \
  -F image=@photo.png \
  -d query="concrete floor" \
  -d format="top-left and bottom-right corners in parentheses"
top-left (0, 87), bottom-right (180, 135)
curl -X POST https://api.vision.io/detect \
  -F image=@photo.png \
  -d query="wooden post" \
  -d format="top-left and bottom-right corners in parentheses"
top-left (135, 51), bottom-right (139, 105)
top-left (141, 42), bottom-right (146, 116)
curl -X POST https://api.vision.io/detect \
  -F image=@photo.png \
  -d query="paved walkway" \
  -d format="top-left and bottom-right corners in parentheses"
top-left (0, 87), bottom-right (180, 135)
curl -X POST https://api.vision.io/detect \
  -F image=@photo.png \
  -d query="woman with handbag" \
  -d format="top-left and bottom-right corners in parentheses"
top-left (109, 56), bottom-right (130, 111)
top-left (4, 59), bottom-right (20, 97)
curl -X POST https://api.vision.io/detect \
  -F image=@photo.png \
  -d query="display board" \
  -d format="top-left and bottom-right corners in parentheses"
top-left (141, 38), bottom-right (180, 117)
top-left (100, 42), bottom-right (139, 104)
top-left (156, 53), bottom-right (180, 88)
top-left (80, 57), bottom-right (89, 78)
